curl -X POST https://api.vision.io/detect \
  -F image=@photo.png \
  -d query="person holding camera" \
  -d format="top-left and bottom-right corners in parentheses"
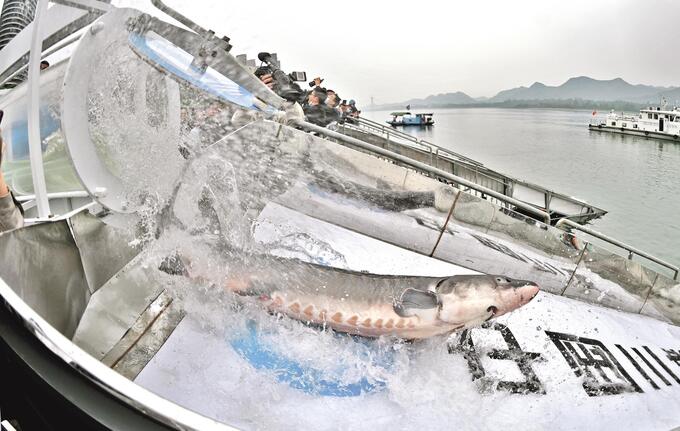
top-left (0, 129), bottom-right (25, 233)
top-left (302, 87), bottom-right (332, 127)
top-left (254, 53), bottom-right (306, 104)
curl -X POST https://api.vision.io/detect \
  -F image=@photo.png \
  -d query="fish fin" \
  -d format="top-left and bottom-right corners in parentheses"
top-left (394, 288), bottom-right (439, 317)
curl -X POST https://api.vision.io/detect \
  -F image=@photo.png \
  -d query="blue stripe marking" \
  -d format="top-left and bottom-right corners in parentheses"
top-left (230, 321), bottom-right (392, 397)
top-left (129, 32), bottom-right (268, 112)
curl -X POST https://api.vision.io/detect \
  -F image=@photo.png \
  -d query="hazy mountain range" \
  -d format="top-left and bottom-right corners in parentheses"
top-left (374, 77), bottom-right (680, 110)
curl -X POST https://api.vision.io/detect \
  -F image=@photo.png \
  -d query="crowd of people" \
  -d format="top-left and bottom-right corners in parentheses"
top-left (300, 77), bottom-right (361, 127)
top-left (256, 68), bottom-right (361, 128)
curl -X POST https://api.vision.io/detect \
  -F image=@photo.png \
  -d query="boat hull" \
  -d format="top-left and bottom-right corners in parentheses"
top-left (588, 124), bottom-right (680, 142)
top-left (386, 121), bottom-right (434, 127)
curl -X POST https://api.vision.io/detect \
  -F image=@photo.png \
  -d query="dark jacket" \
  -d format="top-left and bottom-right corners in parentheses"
top-left (303, 103), bottom-right (338, 127)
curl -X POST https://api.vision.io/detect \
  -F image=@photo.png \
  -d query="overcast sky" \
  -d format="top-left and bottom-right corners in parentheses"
top-left (7, 0), bottom-right (680, 104)
top-left (159, 0), bottom-right (680, 104)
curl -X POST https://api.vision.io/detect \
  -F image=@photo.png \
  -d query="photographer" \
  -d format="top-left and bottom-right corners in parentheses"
top-left (344, 99), bottom-right (360, 124)
top-left (254, 53), bottom-right (306, 104)
top-left (302, 87), bottom-right (330, 127)
top-left (326, 89), bottom-right (339, 108)
top-left (325, 89), bottom-right (342, 123)
top-left (347, 99), bottom-right (359, 116)
top-left (0, 129), bottom-right (24, 233)
top-left (303, 87), bottom-right (335, 127)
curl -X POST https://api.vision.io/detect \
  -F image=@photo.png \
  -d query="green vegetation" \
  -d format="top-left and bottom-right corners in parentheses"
top-left (485, 98), bottom-right (644, 111)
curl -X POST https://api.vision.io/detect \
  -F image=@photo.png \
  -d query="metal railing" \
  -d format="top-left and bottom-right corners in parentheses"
top-left (340, 119), bottom-right (514, 199)
top-left (350, 116), bottom-right (482, 166)
top-left (299, 119), bottom-right (677, 282)
top-left (556, 218), bottom-right (679, 280)
top-left (294, 119), bottom-right (552, 224)
top-left (342, 116), bottom-right (607, 222)
top-left (0, 29), bottom-right (84, 88)
top-left (15, 190), bottom-right (91, 202)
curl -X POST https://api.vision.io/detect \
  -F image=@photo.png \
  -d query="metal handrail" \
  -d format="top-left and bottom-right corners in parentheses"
top-left (348, 119), bottom-right (508, 188)
top-left (344, 121), bottom-right (485, 174)
top-left (352, 117), bottom-right (440, 152)
top-left (354, 117), bottom-right (445, 150)
top-left (358, 116), bottom-right (432, 148)
top-left (354, 116), bottom-right (483, 166)
top-left (294, 119), bottom-right (552, 224)
top-left (150, 0), bottom-right (207, 35)
top-left (355, 116), bottom-right (415, 138)
top-left (15, 190), bottom-right (91, 202)
top-left (348, 118), bottom-right (432, 152)
top-left (301, 120), bottom-right (674, 279)
top-left (344, 121), bottom-right (431, 154)
top-left (341, 120), bottom-right (512, 189)
top-left (0, 30), bottom-right (82, 89)
top-left (350, 117), bottom-right (605, 219)
top-left (420, 138), bottom-right (482, 166)
top-left (556, 218), bottom-right (679, 280)
top-left (432, 149), bottom-right (512, 188)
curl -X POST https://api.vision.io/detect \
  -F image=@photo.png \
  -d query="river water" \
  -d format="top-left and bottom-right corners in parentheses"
top-left (364, 108), bottom-right (680, 268)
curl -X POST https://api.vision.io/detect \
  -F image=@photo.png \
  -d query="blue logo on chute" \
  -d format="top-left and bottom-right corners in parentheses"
top-left (230, 321), bottom-right (393, 397)
top-left (129, 32), bottom-right (269, 112)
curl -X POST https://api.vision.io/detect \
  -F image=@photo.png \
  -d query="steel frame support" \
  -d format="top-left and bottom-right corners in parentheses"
top-left (26, 0), bottom-right (50, 218)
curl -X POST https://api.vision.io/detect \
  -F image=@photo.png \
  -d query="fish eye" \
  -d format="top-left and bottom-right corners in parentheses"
top-left (495, 277), bottom-right (506, 283)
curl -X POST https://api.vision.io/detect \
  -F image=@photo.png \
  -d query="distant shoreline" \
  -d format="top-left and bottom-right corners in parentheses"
top-left (365, 99), bottom-right (646, 113)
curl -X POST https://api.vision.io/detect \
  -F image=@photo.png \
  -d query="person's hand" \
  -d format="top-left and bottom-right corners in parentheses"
top-left (0, 129), bottom-right (9, 197)
top-left (0, 128), bottom-right (4, 167)
top-left (260, 74), bottom-right (275, 90)
top-left (313, 77), bottom-right (322, 87)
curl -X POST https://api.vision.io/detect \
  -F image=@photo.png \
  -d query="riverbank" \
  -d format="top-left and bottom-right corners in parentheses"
top-left (366, 99), bottom-right (645, 113)
top-left (363, 107), bottom-right (680, 268)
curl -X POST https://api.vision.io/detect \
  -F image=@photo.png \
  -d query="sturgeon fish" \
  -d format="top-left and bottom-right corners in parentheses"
top-left (215, 256), bottom-right (540, 340)
top-left (149, 114), bottom-right (540, 339)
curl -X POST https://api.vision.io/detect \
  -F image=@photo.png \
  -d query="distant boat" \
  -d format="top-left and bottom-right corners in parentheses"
top-left (386, 111), bottom-right (434, 127)
top-left (589, 106), bottom-right (680, 142)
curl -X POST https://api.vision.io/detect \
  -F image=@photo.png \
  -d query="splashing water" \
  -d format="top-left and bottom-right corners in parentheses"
top-left (264, 232), bottom-right (349, 268)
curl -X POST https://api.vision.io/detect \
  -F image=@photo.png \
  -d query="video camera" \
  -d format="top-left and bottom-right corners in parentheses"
top-left (255, 52), bottom-right (307, 103)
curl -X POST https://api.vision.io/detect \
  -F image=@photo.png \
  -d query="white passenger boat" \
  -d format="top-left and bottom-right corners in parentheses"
top-left (589, 105), bottom-right (680, 141)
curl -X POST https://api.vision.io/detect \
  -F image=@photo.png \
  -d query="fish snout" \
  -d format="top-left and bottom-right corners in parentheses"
top-left (495, 281), bottom-right (540, 317)
top-left (516, 282), bottom-right (540, 305)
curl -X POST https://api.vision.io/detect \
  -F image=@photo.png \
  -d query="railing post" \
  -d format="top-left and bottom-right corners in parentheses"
top-left (294, 119), bottom-right (552, 225)
top-left (555, 218), bottom-right (679, 278)
top-left (26, 0), bottom-right (51, 218)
